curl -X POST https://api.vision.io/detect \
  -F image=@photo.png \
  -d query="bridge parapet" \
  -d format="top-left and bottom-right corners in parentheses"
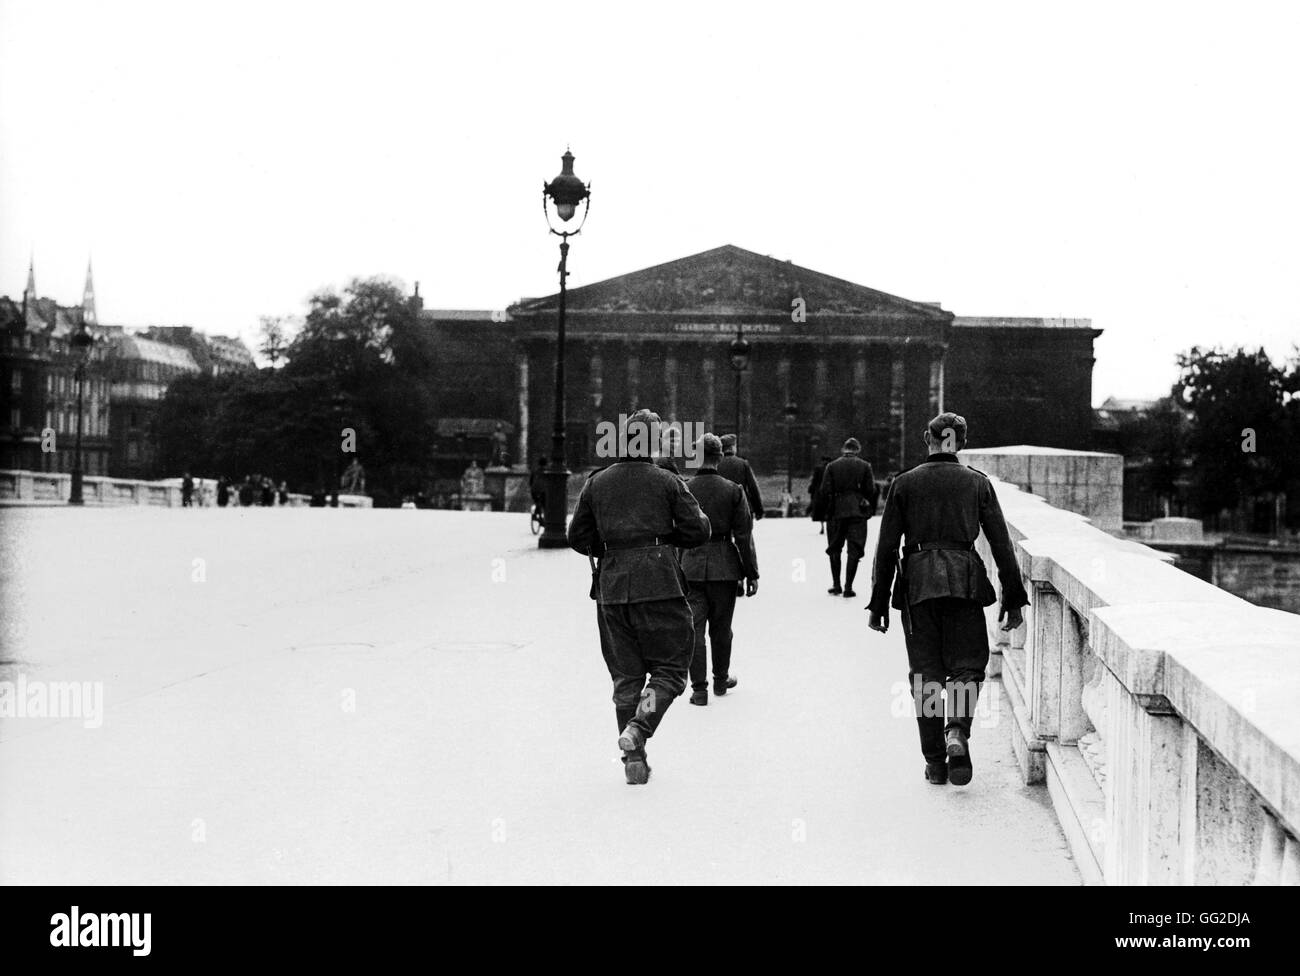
top-left (0, 470), bottom-right (373, 508)
top-left (977, 470), bottom-right (1300, 885)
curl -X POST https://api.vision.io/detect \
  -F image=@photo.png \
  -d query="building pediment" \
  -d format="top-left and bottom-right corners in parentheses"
top-left (511, 244), bottom-right (951, 320)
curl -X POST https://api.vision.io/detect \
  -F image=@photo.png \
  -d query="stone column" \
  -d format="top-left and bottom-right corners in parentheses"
top-left (627, 346), bottom-right (640, 408)
top-left (664, 350), bottom-right (678, 421)
top-left (702, 357), bottom-right (716, 431)
top-left (516, 352), bottom-right (530, 465)
top-left (813, 355), bottom-right (829, 422)
top-left (889, 346), bottom-right (906, 471)
top-left (853, 347), bottom-right (868, 433)
top-left (590, 350), bottom-right (604, 415)
top-left (928, 346), bottom-right (945, 417)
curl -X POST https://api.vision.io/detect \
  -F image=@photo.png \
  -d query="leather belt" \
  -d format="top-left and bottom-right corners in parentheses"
top-left (903, 540), bottom-right (975, 555)
top-left (604, 536), bottom-right (667, 550)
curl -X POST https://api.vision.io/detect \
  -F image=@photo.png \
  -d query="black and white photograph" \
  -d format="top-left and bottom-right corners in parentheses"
top-left (0, 0), bottom-right (1296, 940)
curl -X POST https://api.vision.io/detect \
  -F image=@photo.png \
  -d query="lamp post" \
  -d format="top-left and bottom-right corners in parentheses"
top-left (331, 391), bottom-right (347, 508)
top-left (728, 325), bottom-right (751, 453)
top-left (68, 319), bottom-right (94, 506)
top-left (784, 399), bottom-right (799, 498)
top-left (538, 148), bottom-right (591, 549)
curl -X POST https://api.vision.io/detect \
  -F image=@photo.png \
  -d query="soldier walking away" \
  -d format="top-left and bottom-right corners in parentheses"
top-left (866, 412), bottom-right (1028, 787)
top-left (568, 408), bottom-right (711, 785)
top-left (717, 434), bottom-right (764, 520)
top-left (819, 438), bottom-right (876, 597)
top-left (681, 434), bottom-right (759, 706)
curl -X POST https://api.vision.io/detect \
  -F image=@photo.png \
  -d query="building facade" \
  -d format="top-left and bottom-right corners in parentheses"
top-left (0, 264), bottom-right (112, 476)
top-left (1, 263), bottom-right (256, 480)
top-left (420, 245), bottom-right (1100, 476)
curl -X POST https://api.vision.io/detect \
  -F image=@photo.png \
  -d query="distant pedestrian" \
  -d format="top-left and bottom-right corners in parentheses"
top-left (809, 455), bottom-right (832, 534)
top-left (567, 408), bottom-right (710, 785)
top-left (181, 472), bottom-right (194, 508)
top-left (217, 476), bottom-right (230, 508)
top-left (867, 412), bottom-right (1028, 787)
top-left (717, 434), bottom-right (764, 519)
top-left (260, 477), bottom-right (274, 507)
top-left (529, 456), bottom-right (547, 520)
top-left (278, 481), bottom-right (289, 506)
top-left (238, 477), bottom-right (254, 507)
top-left (818, 437), bottom-right (876, 598)
top-left (681, 434), bottom-right (759, 706)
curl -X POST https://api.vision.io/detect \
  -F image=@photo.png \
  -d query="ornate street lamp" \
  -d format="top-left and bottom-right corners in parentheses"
top-left (728, 326), bottom-right (751, 453)
top-left (68, 318), bottom-right (95, 506)
top-left (784, 399), bottom-right (799, 498)
top-left (538, 148), bottom-right (591, 549)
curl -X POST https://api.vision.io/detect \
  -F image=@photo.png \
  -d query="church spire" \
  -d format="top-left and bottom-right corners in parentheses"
top-left (82, 258), bottom-right (97, 327)
top-left (21, 254), bottom-right (40, 329)
top-left (23, 255), bottom-right (36, 308)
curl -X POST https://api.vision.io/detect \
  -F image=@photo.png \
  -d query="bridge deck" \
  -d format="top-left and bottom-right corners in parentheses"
top-left (0, 508), bottom-right (1078, 884)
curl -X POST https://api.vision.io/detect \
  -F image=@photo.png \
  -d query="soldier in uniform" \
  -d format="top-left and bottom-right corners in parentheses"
top-left (681, 434), bottom-right (759, 706)
top-left (717, 434), bottom-right (764, 520)
top-left (568, 409), bottom-right (711, 785)
top-left (818, 438), bottom-right (876, 598)
top-left (866, 412), bottom-right (1028, 787)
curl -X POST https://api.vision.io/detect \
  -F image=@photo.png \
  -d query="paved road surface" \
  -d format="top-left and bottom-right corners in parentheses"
top-left (0, 507), bottom-right (1079, 884)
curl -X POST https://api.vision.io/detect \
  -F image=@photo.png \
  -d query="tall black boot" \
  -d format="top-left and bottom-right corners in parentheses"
top-left (828, 555), bottom-right (842, 595)
top-left (843, 557), bottom-right (860, 598)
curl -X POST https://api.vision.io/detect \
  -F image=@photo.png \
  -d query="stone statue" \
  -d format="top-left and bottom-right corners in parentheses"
top-left (341, 458), bottom-right (366, 494)
top-left (461, 460), bottom-right (486, 497)
top-left (490, 422), bottom-right (510, 467)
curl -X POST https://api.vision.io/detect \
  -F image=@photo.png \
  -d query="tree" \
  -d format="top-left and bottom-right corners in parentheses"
top-left (1173, 346), bottom-right (1290, 526)
top-left (154, 276), bottom-right (441, 505)
top-left (258, 316), bottom-right (292, 366)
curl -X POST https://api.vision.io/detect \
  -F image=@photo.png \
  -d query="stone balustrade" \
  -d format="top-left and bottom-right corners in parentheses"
top-left (975, 466), bottom-right (1300, 885)
top-left (0, 470), bottom-right (373, 509)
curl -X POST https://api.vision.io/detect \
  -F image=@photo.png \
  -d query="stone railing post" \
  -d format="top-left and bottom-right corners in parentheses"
top-left (1102, 681), bottom-right (1192, 885)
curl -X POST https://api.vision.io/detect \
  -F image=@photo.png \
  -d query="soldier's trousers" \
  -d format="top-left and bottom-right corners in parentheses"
top-left (686, 580), bottom-right (738, 690)
top-left (903, 597), bottom-right (990, 764)
top-left (597, 597), bottom-right (694, 749)
top-left (825, 517), bottom-right (868, 561)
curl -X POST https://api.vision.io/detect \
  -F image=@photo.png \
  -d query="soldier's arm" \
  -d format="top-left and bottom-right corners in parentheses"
top-left (666, 479), bottom-right (711, 549)
top-left (566, 482), bottom-right (602, 555)
top-left (867, 478), bottom-right (905, 617)
top-left (732, 489), bottom-right (759, 580)
top-left (979, 478), bottom-right (1029, 611)
top-left (862, 461), bottom-right (877, 513)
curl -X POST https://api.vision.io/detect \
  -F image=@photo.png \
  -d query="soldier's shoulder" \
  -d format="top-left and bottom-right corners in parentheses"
top-left (962, 462), bottom-right (991, 480)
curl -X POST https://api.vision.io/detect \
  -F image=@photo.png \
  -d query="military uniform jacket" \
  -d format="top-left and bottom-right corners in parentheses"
top-left (819, 454), bottom-right (876, 520)
top-left (568, 460), bottom-right (711, 605)
top-left (867, 453), bottom-right (1029, 616)
top-left (717, 454), bottom-right (764, 518)
top-left (680, 471), bottom-right (759, 582)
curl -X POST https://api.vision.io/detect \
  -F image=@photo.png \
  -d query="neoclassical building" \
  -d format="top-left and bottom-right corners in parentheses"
top-left (421, 245), bottom-right (1099, 476)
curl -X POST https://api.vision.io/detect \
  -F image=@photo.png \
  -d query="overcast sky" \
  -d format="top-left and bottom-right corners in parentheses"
top-left (3, 0), bottom-right (1297, 404)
